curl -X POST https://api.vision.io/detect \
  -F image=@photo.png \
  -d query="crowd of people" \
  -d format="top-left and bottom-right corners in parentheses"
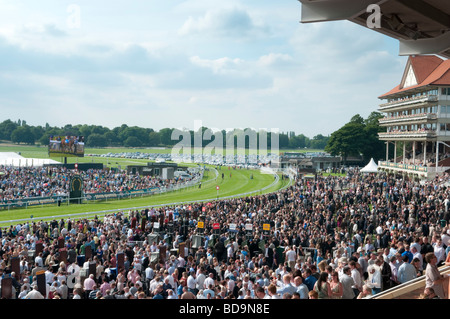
top-left (0, 166), bottom-right (197, 203)
top-left (0, 168), bottom-right (450, 300)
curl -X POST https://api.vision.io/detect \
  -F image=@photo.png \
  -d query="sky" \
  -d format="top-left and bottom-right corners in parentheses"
top-left (0, 0), bottom-right (408, 138)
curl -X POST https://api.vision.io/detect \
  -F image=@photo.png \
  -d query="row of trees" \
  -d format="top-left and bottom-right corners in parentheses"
top-left (1, 113), bottom-right (386, 162)
top-left (0, 119), bottom-right (330, 150)
top-left (324, 112), bottom-right (386, 163)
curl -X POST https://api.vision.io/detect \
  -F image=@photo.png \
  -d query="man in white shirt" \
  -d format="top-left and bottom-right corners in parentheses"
top-left (196, 267), bottom-right (206, 291)
top-left (433, 239), bottom-right (445, 264)
top-left (226, 276), bottom-right (235, 293)
top-left (276, 274), bottom-right (297, 296)
top-left (187, 271), bottom-right (198, 295)
top-left (150, 242), bottom-right (158, 253)
top-left (255, 286), bottom-right (271, 299)
top-left (285, 246), bottom-right (297, 270)
top-left (349, 260), bottom-right (362, 297)
top-left (293, 276), bottom-right (309, 299)
top-left (341, 266), bottom-right (356, 299)
top-left (411, 246), bottom-right (423, 271)
top-left (441, 229), bottom-right (450, 247)
top-left (203, 272), bottom-right (215, 289)
top-left (34, 252), bottom-right (44, 268)
top-left (397, 255), bottom-right (417, 284)
top-left (145, 266), bottom-right (154, 282)
top-left (177, 255), bottom-right (185, 268)
top-left (367, 265), bottom-right (381, 295)
top-left (227, 243), bottom-right (234, 260)
top-left (45, 267), bottom-right (55, 285)
top-left (267, 284), bottom-right (281, 299)
top-left (149, 276), bottom-right (162, 293)
top-left (25, 285), bottom-right (45, 299)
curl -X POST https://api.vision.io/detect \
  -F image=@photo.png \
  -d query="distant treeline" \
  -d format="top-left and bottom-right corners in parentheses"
top-left (0, 119), bottom-right (329, 149)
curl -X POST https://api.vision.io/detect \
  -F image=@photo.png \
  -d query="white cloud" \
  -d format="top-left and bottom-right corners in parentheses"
top-left (178, 7), bottom-right (270, 38)
top-left (0, 1), bottom-right (410, 137)
top-left (189, 56), bottom-right (245, 75)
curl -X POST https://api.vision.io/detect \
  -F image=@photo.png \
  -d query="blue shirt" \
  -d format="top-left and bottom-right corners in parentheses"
top-left (401, 251), bottom-right (413, 263)
top-left (177, 285), bottom-right (184, 296)
top-left (398, 262), bottom-right (417, 284)
top-left (203, 289), bottom-right (215, 298)
top-left (277, 283), bottom-right (297, 296)
top-left (296, 283), bottom-right (309, 299)
top-left (304, 275), bottom-right (317, 292)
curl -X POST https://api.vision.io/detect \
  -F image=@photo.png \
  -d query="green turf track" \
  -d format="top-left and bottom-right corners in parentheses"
top-left (0, 165), bottom-right (291, 225)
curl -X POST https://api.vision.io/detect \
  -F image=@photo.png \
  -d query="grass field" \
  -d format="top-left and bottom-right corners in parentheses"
top-left (0, 146), bottom-right (292, 224)
top-left (0, 143), bottom-right (323, 158)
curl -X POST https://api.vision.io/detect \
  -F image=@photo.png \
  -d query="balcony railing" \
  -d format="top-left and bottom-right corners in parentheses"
top-left (379, 113), bottom-right (437, 124)
top-left (378, 161), bottom-right (429, 172)
top-left (378, 161), bottom-right (449, 174)
top-left (378, 130), bottom-right (436, 139)
top-left (379, 94), bottom-right (438, 109)
top-left (371, 265), bottom-right (450, 299)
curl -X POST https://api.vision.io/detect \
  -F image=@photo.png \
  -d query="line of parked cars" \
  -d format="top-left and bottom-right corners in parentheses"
top-left (86, 151), bottom-right (279, 168)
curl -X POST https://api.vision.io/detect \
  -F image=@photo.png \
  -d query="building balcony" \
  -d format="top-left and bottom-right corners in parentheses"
top-left (378, 130), bottom-right (436, 140)
top-left (379, 94), bottom-right (438, 111)
top-left (378, 160), bottom-right (450, 179)
top-left (378, 161), bottom-right (429, 173)
top-left (379, 113), bottom-right (437, 125)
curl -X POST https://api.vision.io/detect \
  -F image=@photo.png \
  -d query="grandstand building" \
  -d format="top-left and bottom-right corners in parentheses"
top-left (377, 55), bottom-right (450, 179)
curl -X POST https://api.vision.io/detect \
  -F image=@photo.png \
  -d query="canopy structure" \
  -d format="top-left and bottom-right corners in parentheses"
top-left (360, 158), bottom-right (379, 173)
top-left (0, 152), bottom-right (60, 167)
top-left (299, 0), bottom-right (450, 59)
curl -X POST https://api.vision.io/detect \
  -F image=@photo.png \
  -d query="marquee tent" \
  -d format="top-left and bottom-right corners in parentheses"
top-left (360, 158), bottom-right (378, 173)
top-left (0, 152), bottom-right (60, 167)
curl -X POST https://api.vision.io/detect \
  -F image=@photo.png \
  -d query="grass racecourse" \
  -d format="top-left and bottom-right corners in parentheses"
top-left (0, 144), bottom-right (292, 224)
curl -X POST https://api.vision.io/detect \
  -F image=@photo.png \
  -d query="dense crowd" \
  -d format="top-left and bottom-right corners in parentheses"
top-left (0, 166), bottom-right (197, 202)
top-left (0, 168), bottom-right (450, 300)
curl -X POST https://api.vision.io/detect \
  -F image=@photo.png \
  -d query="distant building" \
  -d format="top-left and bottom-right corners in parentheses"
top-left (127, 162), bottom-right (179, 178)
top-left (279, 152), bottom-right (342, 174)
top-left (377, 55), bottom-right (450, 179)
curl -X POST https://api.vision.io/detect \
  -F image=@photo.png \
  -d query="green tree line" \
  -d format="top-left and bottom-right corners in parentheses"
top-left (324, 111), bottom-right (387, 163)
top-left (0, 119), bottom-right (331, 149)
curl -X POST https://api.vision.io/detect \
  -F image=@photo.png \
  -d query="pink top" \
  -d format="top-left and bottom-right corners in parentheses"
top-left (84, 277), bottom-right (96, 291)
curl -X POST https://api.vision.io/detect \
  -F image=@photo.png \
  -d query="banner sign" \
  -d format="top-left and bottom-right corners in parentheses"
top-left (0, 186), bottom-right (162, 209)
top-left (228, 223), bottom-right (238, 233)
top-left (0, 196), bottom-right (65, 209)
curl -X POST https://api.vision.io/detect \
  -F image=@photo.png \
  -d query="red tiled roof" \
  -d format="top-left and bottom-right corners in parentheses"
top-left (379, 55), bottom-right (450, 98)
top-left (409, 55), bottom-right (442, 84)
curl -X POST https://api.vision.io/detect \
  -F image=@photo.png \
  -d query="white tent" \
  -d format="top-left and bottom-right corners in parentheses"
top-left (360, 158), bottom-right (378, 173)
top-left (0, 152), bottom-right (60, 167)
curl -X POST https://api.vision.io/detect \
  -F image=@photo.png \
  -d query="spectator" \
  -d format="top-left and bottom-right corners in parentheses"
top-left (425, 252), bottom-right (447, 299)
top-left (397, 255), bottom-right (417, 284)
